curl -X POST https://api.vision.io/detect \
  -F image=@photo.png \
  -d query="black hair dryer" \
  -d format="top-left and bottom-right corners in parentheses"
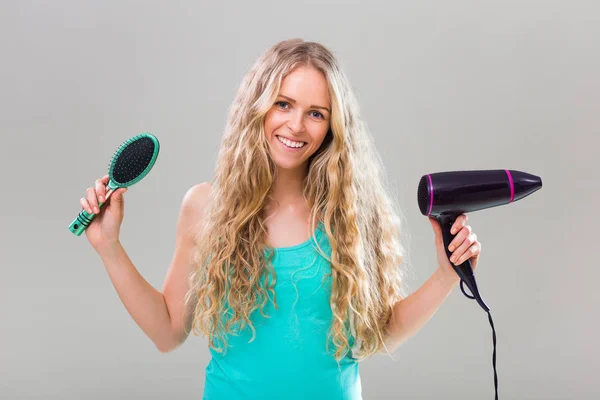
top-left (417, 169), bottom-right (543, 312)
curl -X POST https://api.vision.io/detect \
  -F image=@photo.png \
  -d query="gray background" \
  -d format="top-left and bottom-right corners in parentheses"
top-left (1, 0), bottom-right (597, 399)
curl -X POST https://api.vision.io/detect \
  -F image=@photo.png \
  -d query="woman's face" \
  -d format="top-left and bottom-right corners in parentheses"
top-left (264, 65), bottom-right (331, 172)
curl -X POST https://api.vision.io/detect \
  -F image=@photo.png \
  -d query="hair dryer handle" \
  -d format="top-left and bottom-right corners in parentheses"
top-left (437, 213), bottom-right (490, 312)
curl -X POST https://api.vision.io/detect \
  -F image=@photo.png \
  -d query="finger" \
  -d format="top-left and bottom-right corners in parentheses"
top-left (450, 214), bottom-right (468, 235)
top-left (448, 224), bottom-right (472, 252)
top-left (455, 241), bottom-right (481, 265)
top-left (80, 197), bottom-right (93, 214)
top-left (96, 176), bottom-right (109, 203)
top-left (112, 187), bottom-right (128, 201)
top-left (86, 187), bottom-right (100, 214)
top-left (117, 187), bottom-right (127, 198)
top-left (450, 232), bottom-right (477, 264)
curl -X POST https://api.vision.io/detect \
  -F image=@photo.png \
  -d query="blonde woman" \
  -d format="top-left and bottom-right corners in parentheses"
top-left (81, 39), bottom-right (482, 399)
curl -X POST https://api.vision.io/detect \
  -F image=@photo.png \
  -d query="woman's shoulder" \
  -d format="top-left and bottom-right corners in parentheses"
top-left (184, 181), bottom-right (213, 201)
top-left (183, 181), bottom-right (213, 208)
top-left (178, 182), bottom-right (213, 236)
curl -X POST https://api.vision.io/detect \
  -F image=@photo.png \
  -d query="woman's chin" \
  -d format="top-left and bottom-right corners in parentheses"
top-left (273, 157), bottom-right (306, 171)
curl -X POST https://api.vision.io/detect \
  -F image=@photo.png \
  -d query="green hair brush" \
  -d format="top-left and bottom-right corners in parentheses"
top-left (68, 133), bottom-right (160, 236)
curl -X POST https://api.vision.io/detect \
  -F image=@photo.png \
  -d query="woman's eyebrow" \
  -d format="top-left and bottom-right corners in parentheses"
top-left (278, 94), bottom-right (331, 114)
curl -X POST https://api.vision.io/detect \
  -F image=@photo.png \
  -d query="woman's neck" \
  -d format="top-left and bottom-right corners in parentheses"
top-left (270, 165), bottom-right (307, 203)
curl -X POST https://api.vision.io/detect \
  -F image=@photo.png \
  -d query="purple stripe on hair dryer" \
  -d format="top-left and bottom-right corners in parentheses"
top-left (417, 169), bottom-right (542, 312)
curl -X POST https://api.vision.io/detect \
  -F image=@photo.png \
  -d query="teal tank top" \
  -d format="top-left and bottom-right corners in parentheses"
top-left (202, 222), bottom-right (362, 399)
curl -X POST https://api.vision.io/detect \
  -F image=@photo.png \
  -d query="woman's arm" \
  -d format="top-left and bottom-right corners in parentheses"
top-left (383, 214), bottom-right (481, 353)
top-left (384, 267), bottom-right (459, 353)
top-left (97, 182), bottom-right (212, 353)
top-left (98, 241), bottom-right (176, 351)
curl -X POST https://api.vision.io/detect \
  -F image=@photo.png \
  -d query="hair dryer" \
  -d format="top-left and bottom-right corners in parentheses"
top-left (417, 169), bottom-right (542, 312)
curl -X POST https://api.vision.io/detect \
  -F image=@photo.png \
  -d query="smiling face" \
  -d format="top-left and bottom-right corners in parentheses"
top-left (264, 64), bottom-right (331, 173)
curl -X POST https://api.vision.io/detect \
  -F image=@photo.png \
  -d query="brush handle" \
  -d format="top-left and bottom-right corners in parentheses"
top-left (437, 213), bottom-right (490, 312)
top-left (68, 189), bottom-right (115, 236)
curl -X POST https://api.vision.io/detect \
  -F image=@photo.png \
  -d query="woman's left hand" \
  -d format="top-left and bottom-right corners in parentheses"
top-left (429, 214), bottom-right (481, 280)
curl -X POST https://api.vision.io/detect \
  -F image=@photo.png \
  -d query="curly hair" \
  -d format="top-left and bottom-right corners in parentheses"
top-left (184, 38), bottom-right (409, 363)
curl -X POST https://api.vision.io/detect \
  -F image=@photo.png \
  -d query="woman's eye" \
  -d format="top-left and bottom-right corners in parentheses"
top-left (275, 101), bottom-right (324, 119)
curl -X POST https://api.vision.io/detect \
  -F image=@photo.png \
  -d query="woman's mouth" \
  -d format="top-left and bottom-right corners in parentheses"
top-left (276, 135), bottom-right (306, 151)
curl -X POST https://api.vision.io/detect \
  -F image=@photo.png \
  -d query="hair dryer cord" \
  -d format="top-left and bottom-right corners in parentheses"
top-left (460, 279), bottom-right (476, 299)
top-left (460, 279), bottom-right (499, 399)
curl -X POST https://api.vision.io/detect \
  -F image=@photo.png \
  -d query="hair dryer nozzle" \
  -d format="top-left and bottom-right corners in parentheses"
top-left (509, 170), bottom-right (543, 202)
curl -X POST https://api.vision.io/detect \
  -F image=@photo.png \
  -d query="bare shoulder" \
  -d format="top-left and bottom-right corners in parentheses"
top-left (179, 182), bottom-right (213, 234)
top-left (183, 182), bottom-right (212, 209)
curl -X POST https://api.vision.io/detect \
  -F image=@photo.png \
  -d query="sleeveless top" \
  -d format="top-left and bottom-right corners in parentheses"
top-left (202, 221), bottom-right (362, 400)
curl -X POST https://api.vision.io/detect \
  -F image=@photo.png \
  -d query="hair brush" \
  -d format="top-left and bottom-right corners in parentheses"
top-left (68, 133), bottom-right (160, 236)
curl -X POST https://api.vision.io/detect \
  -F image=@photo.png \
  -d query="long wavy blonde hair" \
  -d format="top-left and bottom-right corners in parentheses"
top-left (184, 38), bottom-right (409, 362)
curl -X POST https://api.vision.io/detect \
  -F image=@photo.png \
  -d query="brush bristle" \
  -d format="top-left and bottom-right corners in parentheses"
top-left (112, 136), bottom-right (156, 184)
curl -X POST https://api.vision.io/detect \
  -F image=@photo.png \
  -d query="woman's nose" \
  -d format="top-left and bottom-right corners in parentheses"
top-left (287, 110), bottom-right (305, 133)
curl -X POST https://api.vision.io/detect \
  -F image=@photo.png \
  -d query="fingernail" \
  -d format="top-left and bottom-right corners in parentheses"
top-left (99, 195), bottom-right (104, 202)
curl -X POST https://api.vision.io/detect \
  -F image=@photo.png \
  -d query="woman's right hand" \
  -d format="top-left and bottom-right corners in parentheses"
top-left (80, 174), bottom-right (129, 251)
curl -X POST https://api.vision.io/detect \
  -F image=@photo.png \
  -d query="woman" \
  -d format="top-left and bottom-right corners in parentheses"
top-left (81, 38), bottom-right (482, 400)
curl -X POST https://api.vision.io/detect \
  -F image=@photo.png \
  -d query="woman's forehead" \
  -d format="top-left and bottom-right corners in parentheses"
top-left (279, 66), bottom-right (331, 106)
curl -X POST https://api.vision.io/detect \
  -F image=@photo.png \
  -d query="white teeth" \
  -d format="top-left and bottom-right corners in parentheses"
top-left (277, 135), bottom-right (305, 148)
